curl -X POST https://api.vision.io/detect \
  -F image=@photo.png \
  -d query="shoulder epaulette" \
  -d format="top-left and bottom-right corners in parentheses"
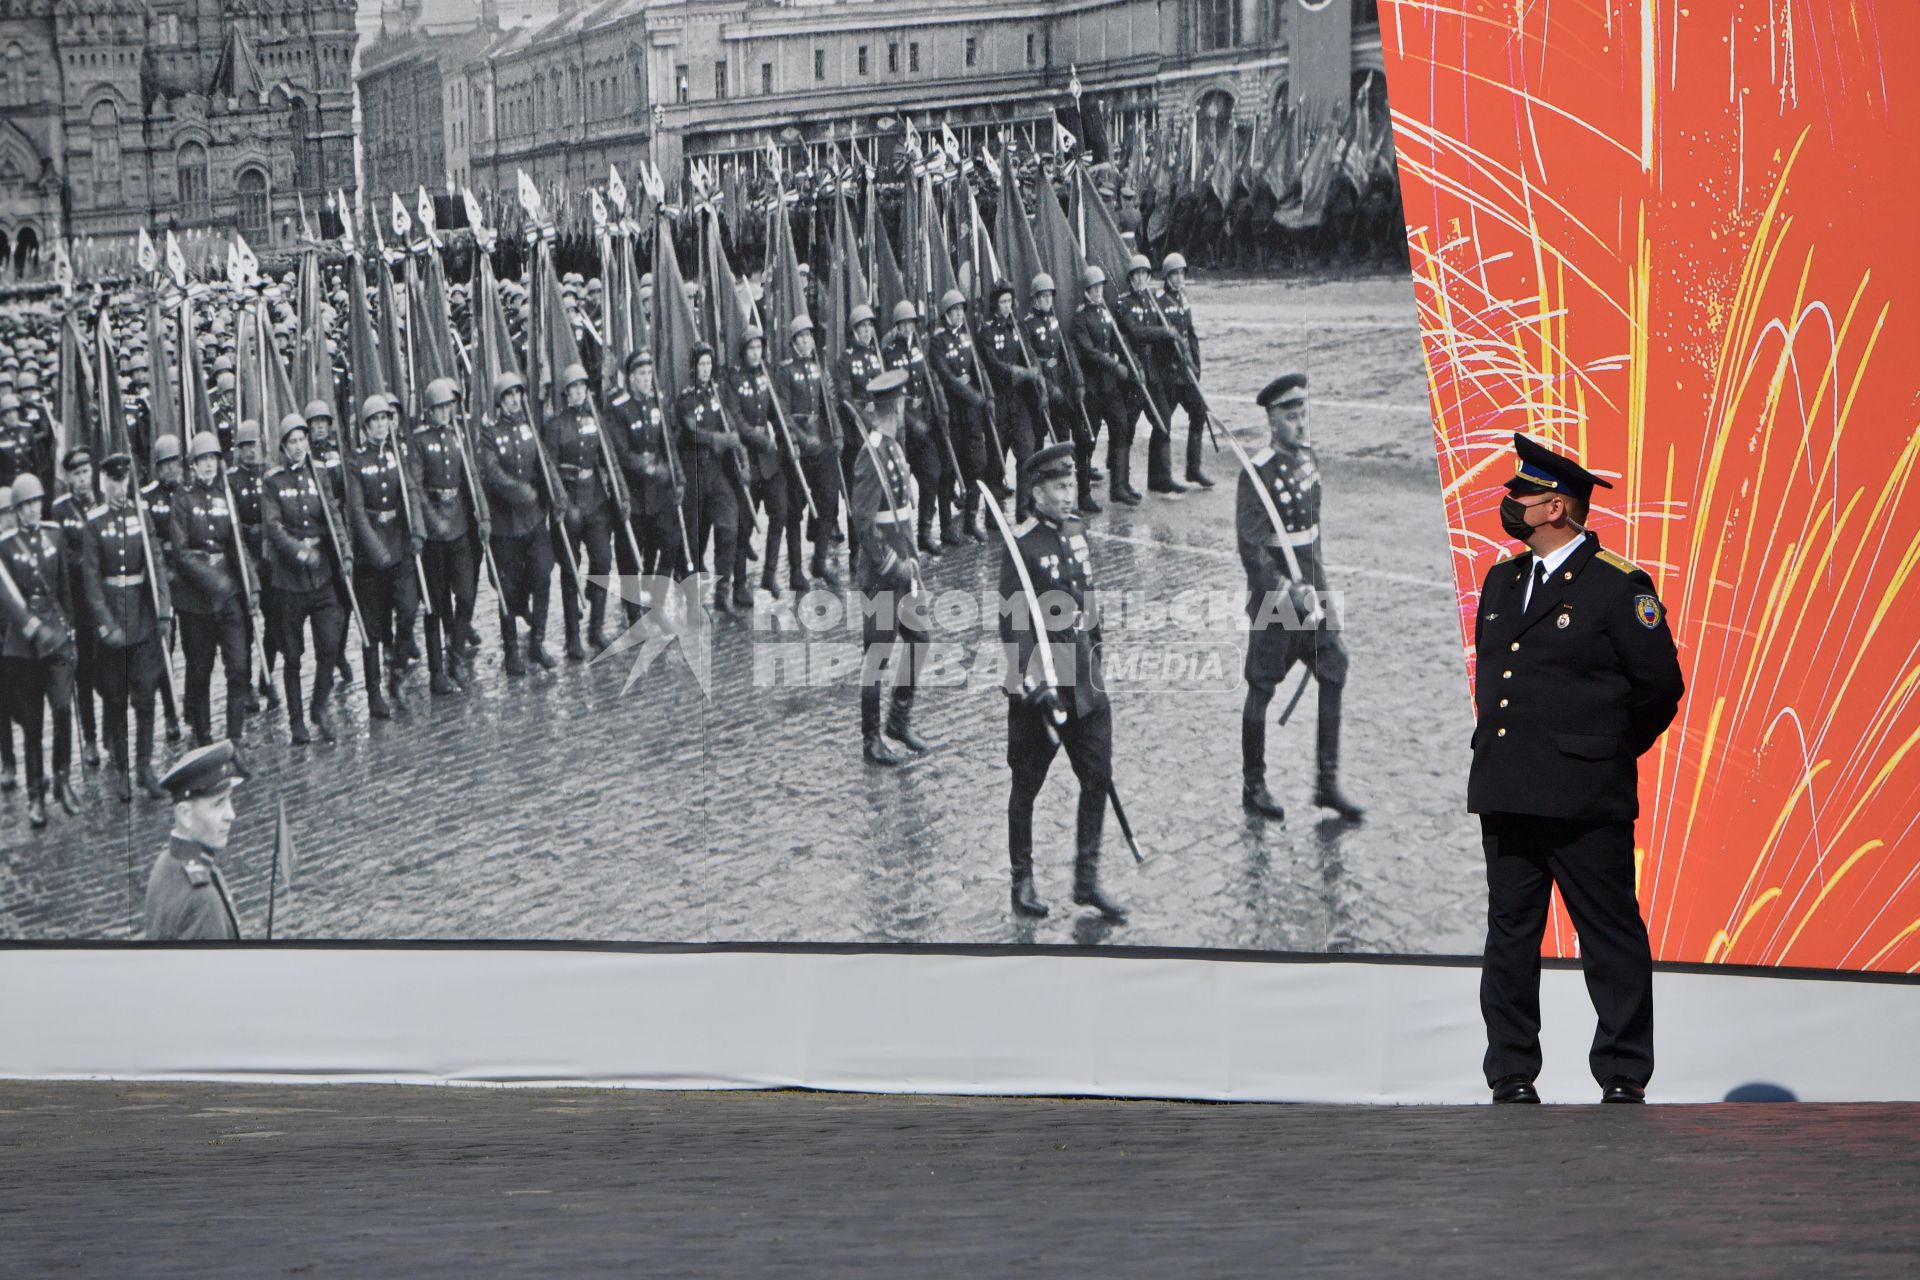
top-left (1013, 517), bottom-right (1039, 538)
top-left (866, 429), bottom-right (883, 448)
top-left (1499, 550), bottom-right (1530, 566)
top-left (87, 502), bottom-right (108, 520)
top-left (1594, 549), bottom-right (1642, 575)
top-left (1250, 447), bottom-right (1274, 467)
top-left (181, 859), bottom-right (212, 887)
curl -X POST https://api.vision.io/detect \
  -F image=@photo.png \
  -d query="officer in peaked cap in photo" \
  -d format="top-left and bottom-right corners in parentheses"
top-left (998, 441), bottom-right (1125, 924)
top-left (1472, 432), bottom-right (1685, 1105)
top-left (142, 740), bottom-right (245, 941)
top-left (850, 368), bottom-right (931, 766)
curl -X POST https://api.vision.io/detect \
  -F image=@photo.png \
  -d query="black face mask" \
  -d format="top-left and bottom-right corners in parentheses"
top-left (1499, 495), bottom-right (1538, 543)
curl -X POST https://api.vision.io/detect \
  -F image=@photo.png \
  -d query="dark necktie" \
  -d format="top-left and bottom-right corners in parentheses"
top-left (1526, 561), bottom-right (1547, 616)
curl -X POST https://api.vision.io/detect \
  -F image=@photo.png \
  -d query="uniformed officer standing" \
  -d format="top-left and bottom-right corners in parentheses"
top-left (1237, 375), bottom-right (1365, 822)
top-left (834, 305), bottom-right (885, 578)
top-left (0, 473), bottom-right (79, 825)
top-left (305, 396), bottom-right (356, 691)
top-left (50, 446), bottom-right (103, 764)
top-left (978, 282), bottom-right (1041, 517)
top-left (546, 363), bottom-right (617, 656)
top-left (1115, 255), bottom-right (1185, 495)
top-left (142, 740), bottom-right (244, 941)
top-left (345, 395), bottom-right (422, 715)
top-left (479, 371), bottom-right (557, 675)
top-left (1070, 265), bottom-right (1143, 508)
top-left (230, 420), bottom-right (280, 710)
top-left (928, 290), bottom-right (993, 543)
top-left (997, 443), bottom-right (1127, 923)
top-left (261, 416), bottom-right (350, 744)
top-left (850, 369), bottom-right (932, 767)
top-left (730, 329), bottom-right (805, 598)
top-left (169, 432), bottom-right (251, 750)
top-left (776, 316), bottom-right (843, 585)
top-left (1472, 433), bottom-right (1685, 1105)
top-left (142, 432), bottom-right (186, 745)
top-left (1024, 274), bottom-right (1097, 516)
top-left (677, 345), bottom-right (747, 616)
top-left (1155, 255), bottom-right (1213, 490)
top-left (407, 379), bottom-right (479, 694)
top-left (81, 451), bottom-right (170, 798)
top-left (608, 349), bottom-right (686, 620)
top-left (881, 301), bottom-right (957, 555)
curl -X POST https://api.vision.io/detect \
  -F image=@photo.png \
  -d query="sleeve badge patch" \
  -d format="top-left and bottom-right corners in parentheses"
top-left (1634, 594), bottom-right (1663, 629)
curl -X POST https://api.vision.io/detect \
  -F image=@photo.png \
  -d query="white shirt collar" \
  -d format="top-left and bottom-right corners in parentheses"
top-left (1533, 531), bottom-right (1588, 579)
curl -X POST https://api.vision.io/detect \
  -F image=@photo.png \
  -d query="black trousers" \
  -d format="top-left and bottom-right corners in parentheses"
top-left (420, 538), bottom-right (477, 676)
top-left (1479, 812), bottom-right (1655, 1089)
top-left (557, 506), bottom-right (613, 638)
top-left (95, 635), bottom-right (163, 774)
top-left (753, 470), bottom-right (806, 587)
top-left (491, 526), bottom-right (553, 638)
top-left (686, 458), bottom-right (740, 585)
top-left (72, 628), bottom-right (98, 745)
top-left (1006, 699), bottom-right (1112, 880)
top-left (1, 649), bottom-right (74, 791)
top-left (275, 583), bottom-right (345, 714)
top-left (801, 451), bottom-right (841, 567)
top-left (179, 599), bottom-right (249, 745)
top-left (1085, 379), bottom-right (1138, 493)
top-left (858, 589), bottom-right (928, 740)
top-left (993, 388), bottom-right (1038, 516)
top-left (1150, 373), bottom-right (1210, 475)
top-left (354, 558), bottom-right (420, 656)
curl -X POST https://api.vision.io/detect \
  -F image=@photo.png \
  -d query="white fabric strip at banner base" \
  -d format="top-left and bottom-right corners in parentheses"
top-left (1, 948), bottom-right (1914, 1104)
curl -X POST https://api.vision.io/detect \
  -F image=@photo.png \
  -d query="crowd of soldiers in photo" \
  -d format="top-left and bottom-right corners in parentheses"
top-left (0, 102), bottom-right (1378, 925)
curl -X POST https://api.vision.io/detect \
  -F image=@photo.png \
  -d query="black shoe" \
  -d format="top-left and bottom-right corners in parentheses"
top-left (136, 768), bottom-right (168, 800)
top-left (259, 679), bottom-right (281, 710)
top-left (110, 768), bottom-right (132, 802)
top-left (1242, 784), bottom-right (1287, 821)
top-left (431, 672), bottom-right (457, 697)
top-left (503, 646), bottom-right (528, 678)
top-left (1150, 479), bottom-right (1188, 495)
top-left (527, 638), bottom-right (558, 671)
top-left (885, 711), bottom-right (930, 754)
top-left (732, 581), bottom-right (755, 610)
top-left (589, 628), bottom-right (611, 656)
top-left (1088, 465), bottom-right (1104, 483)
top-left (462, 625), bottom-right (483, 651)
top-left (243, 692), bottom-right (261, 714)
top-left (1077, 494), bottom-right (1104, 515)
top-left (917, 533), bottom-right (943, 558)
top-left (813, 558), bottom-right (841, 587)
top-left (565, 633), bottom-right (587, 662)
top-left (1492, 1076), bottom-right (1541, 1104)
top-left (366, 684), bottom-right (391, 720)
top-left (335, 664), bottom-right (354, 690)
top-left (54, 774), bottom-right (80, 815)
top-left (863, 736), bottom-right (902, 767)
top-left (288, 720), bottom-right (312, 746)
top-left (789, 572), bottom-right (810, 596)
top-left (1123, 485), bottom-right (1145, 503)
top-left (1012, 875), bottom-right (1050, 918)
top-left (760, 573), bottom-right (780, 600)
top-left (1186, 469), bottom-right (1215, 489)
top-left (711, 586), bottom-right (734, 617)
top-left (1109, 488), bottom-right (1140, 507)
top-left (1601, 1080), bottom-right (1646, 1104)
top-left (386, 676), bottom-right (409, 714)
top-left (311, 708), bottom-right (337, 742)
top-left (1072, 883), bottom-right (1128, 923)
top-left (164, 719), bottom-right (182, 744)
top-left (1314, 781), bottom-right (1366, 821)
top-left (27, 794), bottom-right (46, 829)
top-left (941, 524), bottom-right (966, 547)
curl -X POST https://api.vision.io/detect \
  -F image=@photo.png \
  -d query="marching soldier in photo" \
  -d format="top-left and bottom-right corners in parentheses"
top-left (0, 392), bottom-right (29, 487)
top-left (881, 300), bottom-right (957, 555)
top-left (1472, 433), bottom-right (1685, 1106)
top-left (979, 280), bottom-right (1040, 518)
top-left (677, 344), bottom-right (748, 616)
top-left (169, 431), bottom-right (251, 751)
top-left (261, 414), bottom-right (350, 744)
top-left (1237, 374), bottom-right (1365, 823)
top-left (1071, 265), bottom-right (1143, 508)
top-left (546, 363), bottom-right (616, 656)
top-left (608, 349), bottom-right (686, 621)
top-left (996, 442), bottom-right (1126, 923)
top-left (0, 472), bottom-right (80, 826)
top-left (81, 450), bottom-right (170, 799)
top-left (142, 740), bottom-right (244, 942)
top-left (776, 315), bottom-right (843, 585)
top-left (928, 290), bottom-right (993, 543)
top-left (306, 395), bottom-right (356, 691)
top-left (345, 395), bottom-right (423, 715)
top-left (50, 446), bottom-right (103, 765)
top-left (851, 369), bottom-right (932, 767)
top-left (1024, 273), bottom-right (1097, 515)
top-left (479, 371), bottom-right (558, 675)
top-left (408, 379), bottom-right (479, 694)
top-left (230, 420), bottom-right (280, 710)
top-left (1156, 254), bottom-right (1214, 489)
top-left (732, 328), bottom-right (807, 599)
top-left (143, 432), bottom-right (186, 745)
top-left (1116, 254), bottom-right (1184, 495)
top-left (835, 304), bottom-right (885, 578)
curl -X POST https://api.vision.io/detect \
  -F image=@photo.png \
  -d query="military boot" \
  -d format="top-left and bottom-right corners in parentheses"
top-left (1312, 684), bottom-right (1366, 821)
top-left (310, 699), bottom-right (337, 743)
top-left (940, 490), bottom-right (965, 546)
top-left (884, 690), bottom-right (930, 754)
top-left (1071, 848), bottom-right (1128, 923)
top-left (1009, 801), bottom-right (1049, 917)
top-left (364, 646), bottom-right (391, 719)
top-left (564, 619), bottom-right (587, 662)
top-left (53, 771), bottom-right (80, 816)
top-left (501, 617), bottom-right (527, 677)
top-left (27, 787), bottom-right (46, 829)
top-left (917, 504), bottom-right (942, 558)
top-left (861, 688), bottom-right (901, 766)
top-left (1240, 718), bottom-right (1287, 820)
top-left (811, 548), bottom-right (840, 587)
top-left (386, 663), bottom-right (410, 714)
top-left (527, 632), bottom-right (558, 671)
top-left (135, 713), bottom-right (167, 797)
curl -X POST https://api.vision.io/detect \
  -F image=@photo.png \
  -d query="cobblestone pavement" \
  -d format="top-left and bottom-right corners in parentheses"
top-left (3, 1083), bottom-right (1915, 1277)
top-left (0, 274), bottom-right (1485, 949)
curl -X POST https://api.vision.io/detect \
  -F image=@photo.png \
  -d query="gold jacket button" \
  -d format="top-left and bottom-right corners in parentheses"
top-left (1509, 642), bottom-right (1520, 651)
top-left (1499, 698), bottom-right (1509, 708)
top-left (1502, 670), bottom-right (1512, 679)
top-left (1496, 727), bottom-right (1507, 737)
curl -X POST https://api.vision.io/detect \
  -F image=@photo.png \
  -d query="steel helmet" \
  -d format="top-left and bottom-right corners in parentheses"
top-left (214, 371), bottom-right (236, 393)
top-left (152, 434), bottom-right (183, 464)
top-left (890, 300), bottom-right (918, 325)
top-left (492, 371), bottom-right (526, 400)
top-left (561, 362), bottom-right (590, 387)
top-left (939, 289), bottom-right (967, 314)
top-left (740, 327), bottom-right (765, 352)
top-left (1161, 252), bottom-right (1187, 273)
top-left (788, 315), bottom-right (815, 340)
top-left (304, 399), bottom-right (334, 422)
top-left (236, 420), bottom-right (263, 446)
top-left (188, 431), bottom-right (222, 459)
top-left (361, 393), bottom-right (394, 422)
top-left (278, 412), bottom-right (309, 437)
top-left (1030, 272), bottom-right (1055, 295)
top-left (9, 472), bottom-right (44, 505)
top-left (1083, 265), bottom-right (1107, 289)
top-left (1127, 254), bottom-right (1153, 276)
top-left (425, 378), bottom-right (459, 407)
top-left (849, 304), bottom-right (875, 328)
